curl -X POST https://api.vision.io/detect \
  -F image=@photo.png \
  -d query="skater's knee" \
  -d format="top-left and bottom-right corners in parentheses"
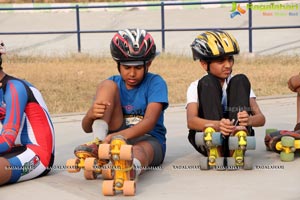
top-left (230, 74), bottom-right (250, 85)
top-left (98, 80), bottom-right (118, 91)
top-left (133, 142), bottom-right (154, 167)
top-left (0, 157), bottom-right (12, 186)
top-left (199, 74), bottom-right (219, 87)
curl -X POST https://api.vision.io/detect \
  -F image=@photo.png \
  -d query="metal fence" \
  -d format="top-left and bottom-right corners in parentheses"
top-left (0, 0), bottom-right (299, 53)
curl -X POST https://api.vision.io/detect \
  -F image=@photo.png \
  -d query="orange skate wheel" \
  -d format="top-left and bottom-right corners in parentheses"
top-left (84, 157), bottom-right (97, 171)
top-left (66, 158), bottom-right (80, 173)
top-left (84, 170), bottom-right (97, 180)
top-left (123, 180), bottom-right (136, 196)
top-left (102, 164), bottom-right (114, 180)
top-left (120, 145), bottom-right (133, 160)
top-left (98, 144), bottom-right (111, 159)
top-left (102, 180), bottom-right (114, 196)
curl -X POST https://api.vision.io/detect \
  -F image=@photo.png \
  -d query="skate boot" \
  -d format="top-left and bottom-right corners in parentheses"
top-left (227, 126), bottom-right (256, 170)
top-left (265, 129), bottom-right (300, 162)
top-left (98, 135), bottom-right (135, 196)
top-left (195, 125), bottom-right (224, 170)
top-left (66, 137), bottom-right (108, 180)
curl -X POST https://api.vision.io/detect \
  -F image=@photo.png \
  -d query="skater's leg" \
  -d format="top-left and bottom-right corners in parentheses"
top-left (188, 74), bottom-right (223, 156)
top-left (198, 73), bottom-right (223, 120)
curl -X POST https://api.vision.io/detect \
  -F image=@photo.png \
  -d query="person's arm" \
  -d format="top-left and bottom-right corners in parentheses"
top-left (297, 94), bottom-right (300, 123)
top-left (0, 80), bottom-right (27, 153)
top-left (287, 73), bottom-right (300, 93)
top-left (237, 98), bottom-right (265, 127)
top-left (287, 73), bottom-right (300, 124)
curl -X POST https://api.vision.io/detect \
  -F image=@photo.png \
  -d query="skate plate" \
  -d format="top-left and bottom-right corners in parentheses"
top-left (98, 135), bottom-right (135, 196)
top-left (228, 126), bottom-right (256, 170)
top-left (196, 126), bottom-right (224, 170)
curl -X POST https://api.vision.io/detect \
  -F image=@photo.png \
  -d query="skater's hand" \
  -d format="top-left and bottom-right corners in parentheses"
top-left (219, 118), bottom-right (235, 136)
top-left (90, 101), bottom-right (111, 119)
top-left (237, 111), bottom-right (251, 126)
top-left (287, 74), bottom-right (300, 93)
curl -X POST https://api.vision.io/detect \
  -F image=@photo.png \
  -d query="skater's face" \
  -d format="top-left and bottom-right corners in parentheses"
top-left (201, 56), bottom-right (234, 80)
top-left (119, 64), bottom-right (149, 89)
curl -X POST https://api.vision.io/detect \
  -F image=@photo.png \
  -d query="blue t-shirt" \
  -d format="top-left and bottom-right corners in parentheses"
top-left (108, 73), bottom-right (169, 154)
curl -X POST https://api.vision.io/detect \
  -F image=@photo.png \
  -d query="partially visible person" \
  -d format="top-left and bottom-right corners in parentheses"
top-left (0, 40), bottom-right (55, 186)
top-left (265, 73), bottom-right (300, 152)
top-left (288, 73), bottom-right (300, 131)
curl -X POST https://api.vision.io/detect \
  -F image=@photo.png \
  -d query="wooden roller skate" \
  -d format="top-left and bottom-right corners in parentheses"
top-left (98, 135), bottom-right (135, 196)
top-left (66, 137), bottom-right (107, 180)
top-left (196, 125), bottom-right (224, 170)
top-left (227, 126), bottom-right (256, 170)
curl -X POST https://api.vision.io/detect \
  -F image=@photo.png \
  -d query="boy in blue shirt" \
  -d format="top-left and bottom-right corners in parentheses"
top-left (77, 28), bottom-right (168, 178)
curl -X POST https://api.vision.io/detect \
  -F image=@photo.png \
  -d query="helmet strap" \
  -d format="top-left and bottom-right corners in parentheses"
top-left (117, 62), bottom-right (120, 73)
top-left (207, 61), bottom-right (211, 72)
top-left (143, 61), bottom-right (148, 80)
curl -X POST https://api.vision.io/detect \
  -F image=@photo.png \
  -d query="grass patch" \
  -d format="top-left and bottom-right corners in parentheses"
top-left (2, 53), bottom-right (299, 114)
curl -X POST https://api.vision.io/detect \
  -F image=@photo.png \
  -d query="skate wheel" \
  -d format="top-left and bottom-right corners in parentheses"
top-left (66, 158), bottom-right (80, 173)
top-left (199, 157), bottom-right (209, 170)
top-left (195, 132), bottom-right (205, 146)
top-left (212, 132), bottom-right (223, 146)
top-left (102, 164), bottom-right (114, 180)
top-left (123, 180), bottom-right (136, 196)
top-left (265, 128), bottom-right (278, 136)
top-left (246, 136), bottom-right (256, 150)
top-left (281, 136), bottom-right (295, 147)
top-left (98, 144), bottom-right (111, 159)
top-left (243, 157), bottom-right (253, 170)
top-left (102, 180), bottom-right (114, 196)
top-left (227, 157), bottom-right (239, 170)
top-left (229, 137), bottom-right (239, 150)
top-left (120, 145), bottom-right (133, 160)
top-left (280, 152), bottom-right (294, 162)
top-left (215, 157), bottom-right (225, 171)
top-left (84, 157), bottom-right (97, 171)
top-left (84, 170), bottom-right (97, 180)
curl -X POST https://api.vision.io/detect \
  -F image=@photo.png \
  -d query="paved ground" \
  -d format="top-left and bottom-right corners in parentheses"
top-left (0, 95), bottom-right (299, 200)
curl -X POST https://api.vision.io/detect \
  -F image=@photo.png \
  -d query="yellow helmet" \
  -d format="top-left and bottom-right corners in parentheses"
top-left (191, 30), bottom-right (240, 61)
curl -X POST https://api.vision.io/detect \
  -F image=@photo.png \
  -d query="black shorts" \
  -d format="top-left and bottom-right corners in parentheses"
top-left (128, 134), bottom-right (164, 166)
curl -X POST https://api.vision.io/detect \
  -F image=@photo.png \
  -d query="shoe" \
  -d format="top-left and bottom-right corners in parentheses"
top-left (74, 137), bottom-right (101, 158)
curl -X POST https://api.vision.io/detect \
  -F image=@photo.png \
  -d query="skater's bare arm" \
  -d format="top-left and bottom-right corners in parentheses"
top-left (287, 73), bottom-right (300, 93)
top-left (287, 74), bottom-right (300, 123)
top-left (248, 98), bottom-right (265, 127)
top-left (297, 94), bottom-right (300, 123)
top-left (186, 102), bottom-right (220, 131)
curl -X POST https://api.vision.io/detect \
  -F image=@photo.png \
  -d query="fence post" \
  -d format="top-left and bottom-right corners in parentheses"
top-left (160, 1), bottom-right (165, 52)
top-left (248, 0), bottom-right (253, 53)
top-left (75, 5), bottom-right (81, 53)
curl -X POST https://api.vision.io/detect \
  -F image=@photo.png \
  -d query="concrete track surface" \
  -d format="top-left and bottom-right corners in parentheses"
top-left (0, 95), bottom-right (300, 200)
